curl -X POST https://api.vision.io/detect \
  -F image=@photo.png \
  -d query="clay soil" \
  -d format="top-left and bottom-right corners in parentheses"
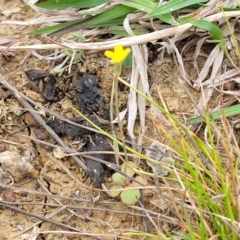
top-left (0, 1), bottom-right (219, 240)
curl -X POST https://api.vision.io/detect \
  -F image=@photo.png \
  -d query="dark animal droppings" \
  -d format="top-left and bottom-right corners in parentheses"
top-left (72, 73), bottom-right (105, 114)
top-left (25, 69), bottom-right (57, 101)
top-left (46, 117), bottom-right (96, 138)
top-left (85, 134), bottom-right (115, 187)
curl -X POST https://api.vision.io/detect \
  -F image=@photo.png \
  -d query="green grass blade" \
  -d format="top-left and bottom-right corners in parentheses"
top-left (30, 19), bottom-right (83, 35)
top-left (148, 0), bottom-right (208, 16)
top-left (35, 0), bottom-right (108, 9)
top-left (80, 5), bottom-right (135, 27)
top-left (119, 0), bottom-right (176, 24)
top-left (222, 7), bottom-right (240, 11)
top-left (30, 5), bottom-right (135, 35)
top-left (157, 13), bottom-right (177, 24)
top-left (52, 5), bottom-right (135, 35)
top-left (185, 104), bottom-right (240, 125)
top-left (190, 19), bottom-right (223, 41)
top-left (88, 18), bottom-right (129, 27)
top-left (118, 0), bottom-right (157, 13)
top-left (179, 13), bottom-right (197, 24)
top-left (30, 19), bottom-right (119, 35)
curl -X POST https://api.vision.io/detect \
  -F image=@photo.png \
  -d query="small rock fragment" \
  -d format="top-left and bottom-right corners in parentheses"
top-left (24, 112), bottom-right (37, 125)
top-left (53, 148), bottom-right (66, 159)
top-left (0, 168), bottom-right (13, 185)
top-left (0, 150), bottom-right (38, 182)
top-left (4, 191), bottom-right (16, 202)
top-left (34, 128), bottom-right (47, 140)
top-left (0, 86), bottom-right (10, 99)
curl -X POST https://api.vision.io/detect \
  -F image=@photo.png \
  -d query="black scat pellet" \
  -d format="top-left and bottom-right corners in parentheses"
top-left (25, 69), bottom-right (57, 101)
top-left (46, 117), bottom-right (94, 138)
top-left (85, 134), bottom-right (115, 187)
top-left (72, 73), bottom-right (105, 114)
top-left (85, 159), bottom-right (104, 188)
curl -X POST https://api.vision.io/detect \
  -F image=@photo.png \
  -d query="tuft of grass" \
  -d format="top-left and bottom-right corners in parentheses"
top-left (28, 0), bottom-right (212, 35)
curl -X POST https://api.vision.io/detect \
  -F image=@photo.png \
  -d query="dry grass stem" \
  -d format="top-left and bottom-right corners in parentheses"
top-left (0, 11), bottom-right (239, 51)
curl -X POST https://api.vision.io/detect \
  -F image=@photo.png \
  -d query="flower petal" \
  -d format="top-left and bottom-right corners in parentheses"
top-left (104, 50), bottom-right (114, 59)
top-left (114, 45), bottom-right (124, 55)
top-left (105, 45), bottom-right (131, 63)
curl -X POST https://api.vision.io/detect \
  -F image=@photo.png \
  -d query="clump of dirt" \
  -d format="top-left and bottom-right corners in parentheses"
top-left (25, 69), bottom-right (58, 101)
top-left (0, 148), bottom-right (38, 182)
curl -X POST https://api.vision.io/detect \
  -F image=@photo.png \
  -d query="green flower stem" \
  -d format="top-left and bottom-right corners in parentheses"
top-left (113, 63), bottom-right (128, 163)
top-left (110, 77), bottom-right (119, 165)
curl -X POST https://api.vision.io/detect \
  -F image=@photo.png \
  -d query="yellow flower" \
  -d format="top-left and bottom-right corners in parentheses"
top-left (104, 45), bottom-right (131, 63)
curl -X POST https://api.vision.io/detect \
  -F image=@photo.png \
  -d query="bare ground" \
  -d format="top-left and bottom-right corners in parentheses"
top-left (0, 1), bottom-right (236, 240)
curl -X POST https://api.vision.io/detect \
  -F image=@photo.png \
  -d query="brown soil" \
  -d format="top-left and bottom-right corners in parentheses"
top-left (0, 1), bottom-right (214, 240)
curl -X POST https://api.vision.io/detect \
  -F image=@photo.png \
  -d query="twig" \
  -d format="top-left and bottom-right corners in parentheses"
top-left (11, 205), bottom-right (67, 238)
top-left (3, 132), bottom-right (120, 173)
top-left (47, 153), bottom-right (96, 191)
top-left (0, 200), bottom-right (159, 219)
top-left (1, 201), bottom-right (106, 240)
top-left (130, 205), bottom-right (179, 225)
top-left (139, 190), bottom-right (148, 233)
top-left (0, 182), bottom-right (115, 204)
top-left (37, 178), bottom-right (89, 221)
top-left (1, 203), bottom-right (75, 232)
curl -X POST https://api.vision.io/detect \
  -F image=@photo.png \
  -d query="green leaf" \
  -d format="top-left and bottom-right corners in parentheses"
top-left (30, 5), bottom-right (135, 35)
top-left (123, 51), bottom-right (132, 68)
top-left (110, 185), bottom-right (122, 197)
top-left (121, 161), bottom-right (137, 177)
top-left (148, 0), bottom-right (208, 17)
top-left (157, 13), bottom-right (177, 25)
top-left (179, 13), bottom-right (197, 24)
top-left (30, 18), bottom-right (83, 35)
top-left (120, 185), bottom-right (140, 205)
top-left (118, 0), bottom-right (158, 13)
top-left (86, 18), bottom-right (127, 28)
top-left (35, 0), bottom-right (108, 9)
top-left (133, 176), bottom-right (147, 187)
top-left (112, 172), bottom-right (126, 186)
top-left (189, 19), bottom-right (223, 41)
top-left (206, 40), bottom-right (222, 44)
top-left (190, 19), bottom-right (226, 50)
top-left (64, 49), bottom-right (74, 56)
top-left (52, 66), bottom-right (68, 74)
top-left (119, 0), bottom-right (176, 24)
top-left (72, 33), bottom-right (86, 41)
top-left (222, 7), bottom-right (240, 11)
top-left (185, 104), bottom-right (240, 125)
top-left (82, 5), bottom-right (135, 27)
